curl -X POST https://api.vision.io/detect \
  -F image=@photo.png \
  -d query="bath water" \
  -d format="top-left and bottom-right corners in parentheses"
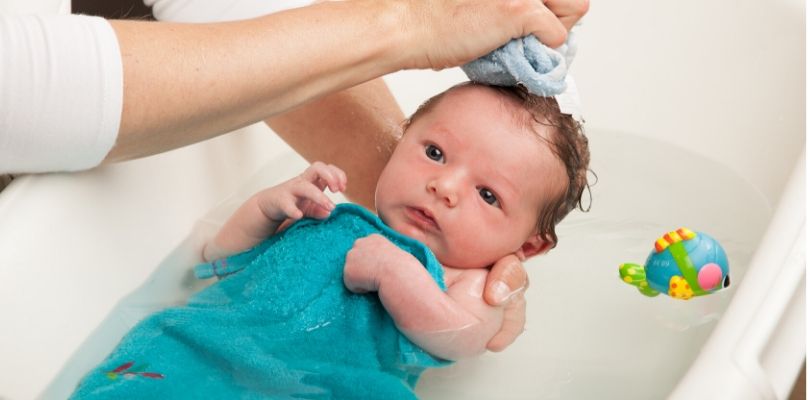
top-left (416, 129), bottom-right (771, 399)
top-left (45, 129), bottom-right (771, 399)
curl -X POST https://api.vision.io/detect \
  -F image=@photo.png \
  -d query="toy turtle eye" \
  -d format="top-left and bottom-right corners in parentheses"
top-left (723, 275), bottom-right (731, 288)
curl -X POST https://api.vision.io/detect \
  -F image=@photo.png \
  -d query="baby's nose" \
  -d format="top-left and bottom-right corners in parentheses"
top-left (427, 179), bottom-right (459, 207)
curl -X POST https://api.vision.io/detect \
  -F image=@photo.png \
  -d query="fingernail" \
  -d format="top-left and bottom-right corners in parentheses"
top-left (491, 281), bottom-right (511, 305)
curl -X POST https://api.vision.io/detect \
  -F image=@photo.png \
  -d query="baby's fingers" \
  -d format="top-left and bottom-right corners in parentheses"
top-left (292, 180), bottom-right (336, 213)
top-left (275, 196), bottom-right (306, 221)
top-left (302, 162), bottom-right (347, 193)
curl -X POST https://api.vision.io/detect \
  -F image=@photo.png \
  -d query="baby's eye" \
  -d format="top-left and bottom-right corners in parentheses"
top-left (425, 144), bottom-right (444, 163)
top-left (479, 188), bottom-right (500, 207)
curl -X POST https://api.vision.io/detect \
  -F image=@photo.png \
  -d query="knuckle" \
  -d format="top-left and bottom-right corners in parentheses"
top-left (502, 261), bottom-right (528, 286)
top-left (501, 0), bottom-right (531, 15)
top-left (576, 0), bottom-right (590, 16)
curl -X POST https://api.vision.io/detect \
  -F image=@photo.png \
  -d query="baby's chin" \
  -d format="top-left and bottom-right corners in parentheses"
top-left (432, 250), bottom-right (495, 270)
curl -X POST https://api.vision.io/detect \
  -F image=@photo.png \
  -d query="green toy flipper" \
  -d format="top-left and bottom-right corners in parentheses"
top-left (619, 263), bottom-right (660, 297)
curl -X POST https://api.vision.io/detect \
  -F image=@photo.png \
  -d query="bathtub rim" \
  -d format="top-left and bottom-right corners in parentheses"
top-left (669, 151), bottom-right (806, 400)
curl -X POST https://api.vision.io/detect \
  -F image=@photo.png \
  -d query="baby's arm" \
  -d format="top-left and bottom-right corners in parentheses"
top-left (203, 162), bottom-right (346, 261)
top-left (344, 235), bottom-right (503, 361)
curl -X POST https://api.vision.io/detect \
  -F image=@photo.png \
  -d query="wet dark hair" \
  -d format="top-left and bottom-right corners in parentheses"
top-left (402, 82), bottom-right (592, 248)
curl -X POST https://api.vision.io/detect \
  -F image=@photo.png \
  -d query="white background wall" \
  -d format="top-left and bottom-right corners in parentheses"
top-left (564, 0), bottom-right (804, 205)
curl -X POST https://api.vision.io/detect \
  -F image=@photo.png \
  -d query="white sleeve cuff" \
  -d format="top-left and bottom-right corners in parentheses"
top-left (0, 14), bottom-right (122, 173)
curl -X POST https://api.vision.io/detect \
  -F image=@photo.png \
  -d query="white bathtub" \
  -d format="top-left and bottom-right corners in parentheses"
top-left (0, 0), bottom-right (804, 398)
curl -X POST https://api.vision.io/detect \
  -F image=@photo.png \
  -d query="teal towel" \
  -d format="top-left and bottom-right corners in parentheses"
top-left (71, 204), bottom-right (450, 399)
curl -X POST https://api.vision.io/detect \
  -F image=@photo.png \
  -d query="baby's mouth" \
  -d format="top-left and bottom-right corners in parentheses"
top-left (405, 206), bottom-right (440, 231)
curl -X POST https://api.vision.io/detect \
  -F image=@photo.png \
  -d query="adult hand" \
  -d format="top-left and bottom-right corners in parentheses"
top-left (545, 0), bottom-right (590, 31)
top-left (402, 0), bottom-right (589, 70)
top-left (482, 254), bottom-right (529, 351)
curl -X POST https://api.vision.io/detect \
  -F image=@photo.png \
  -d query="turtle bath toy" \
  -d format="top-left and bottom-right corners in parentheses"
top-left (619, 228), bottom-right (730, 300)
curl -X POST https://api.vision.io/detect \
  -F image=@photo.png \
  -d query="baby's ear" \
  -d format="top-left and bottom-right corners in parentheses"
top-left (515, 234), bottom-right (554, 261)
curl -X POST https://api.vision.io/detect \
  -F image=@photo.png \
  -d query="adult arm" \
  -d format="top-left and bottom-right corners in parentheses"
top-left (104, 0), bottom-right (570, 162)
top-left (264, 0), bottom-right (586, 351)
top-left (265, 78), bottom-right (401, 209)
top-left (135, 0), bottom-right (568, 353)
top-left (145, 0), bottom-right (586, 206)
top-left (262, 1), bottom-right (588, 348)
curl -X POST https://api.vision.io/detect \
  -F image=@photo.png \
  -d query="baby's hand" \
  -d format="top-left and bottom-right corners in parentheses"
top-left (257, 161), bottom-right (347, 222)
top-left (204, 162), bottom-right (346, 261)
top-left (344, 234), bottom-right (411, 293)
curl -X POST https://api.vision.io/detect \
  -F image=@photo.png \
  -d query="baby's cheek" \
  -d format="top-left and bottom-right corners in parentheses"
top-left (440, 236), bottom-right (495, 269)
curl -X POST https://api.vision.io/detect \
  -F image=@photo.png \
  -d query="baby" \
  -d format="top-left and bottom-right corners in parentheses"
top-left (71, 82), bottom-right (590, 399)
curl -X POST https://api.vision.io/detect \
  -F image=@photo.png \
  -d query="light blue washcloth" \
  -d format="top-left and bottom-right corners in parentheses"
top-left (70, 204), bottom-right (450, 399)
top-left (461, 29), bottom-right (578, 97)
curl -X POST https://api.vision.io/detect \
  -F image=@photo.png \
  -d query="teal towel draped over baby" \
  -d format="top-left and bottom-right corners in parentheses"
top-left (71, 204), bottom-right (450, 399)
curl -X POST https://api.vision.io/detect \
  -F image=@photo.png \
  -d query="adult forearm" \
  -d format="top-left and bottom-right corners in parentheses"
top-left (102, 0), bottom-right (577, 163)
top-left (106, 1), bottom-right (406, 162)
top-left (266, 78), bottom-right (404, 209)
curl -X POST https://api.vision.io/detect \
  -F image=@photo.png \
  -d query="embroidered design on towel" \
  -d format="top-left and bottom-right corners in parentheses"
top-left (105, 361), bottom-right (164, 380)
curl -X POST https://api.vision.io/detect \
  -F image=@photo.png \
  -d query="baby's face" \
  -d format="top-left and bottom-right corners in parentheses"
top-left (375, 86), bottom-right (567, 269)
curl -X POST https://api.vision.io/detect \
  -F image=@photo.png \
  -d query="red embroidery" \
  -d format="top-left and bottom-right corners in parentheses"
top-left (106, 362), bottom-right (164, 380)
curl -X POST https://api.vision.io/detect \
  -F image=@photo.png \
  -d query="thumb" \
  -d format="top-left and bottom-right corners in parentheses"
top-left (484, 254), bottom-right (529, 306)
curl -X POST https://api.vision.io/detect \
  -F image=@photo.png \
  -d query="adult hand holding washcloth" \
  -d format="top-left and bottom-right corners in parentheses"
top-left (462, 25), bottom-right (581, 118)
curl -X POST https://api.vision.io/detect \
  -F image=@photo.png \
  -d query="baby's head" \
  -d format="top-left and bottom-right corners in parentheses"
top-left (375, 83), bottom-right (590, 269)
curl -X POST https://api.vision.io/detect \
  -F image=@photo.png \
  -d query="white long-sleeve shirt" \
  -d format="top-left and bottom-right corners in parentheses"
top-left (0, 13), bottom-right (122, 173)
top-left (0, 0), bottom-right (310, 174)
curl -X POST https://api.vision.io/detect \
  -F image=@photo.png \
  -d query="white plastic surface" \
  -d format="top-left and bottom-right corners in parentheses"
top-left (670, 154), bottom-right (806, 400)
top-left (0, 126), bottom-right (291, 399)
